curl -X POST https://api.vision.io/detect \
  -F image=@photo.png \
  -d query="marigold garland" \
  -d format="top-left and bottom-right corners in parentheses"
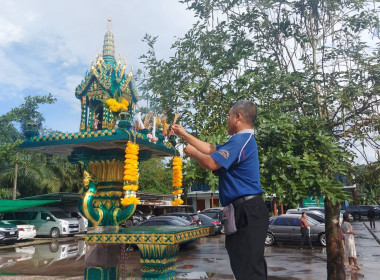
top-left (121, 142), bottom-right (140, 206)
top-left (106, 98), bottom-right (129, 113)
top-left (171, 156), bottom-right (184, 206)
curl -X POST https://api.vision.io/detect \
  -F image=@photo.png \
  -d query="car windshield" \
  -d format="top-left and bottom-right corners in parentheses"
top-left (0, 220), bottom-right (22, 225)
top-left (202, 212), bottom-right (219, 219)
top-left (190, 214), bottom-right (200, 221)
top-left (154, 216), bottom-right (192, 225)
top-left (50, 211), bottom-right (70, 219)
top-left (307, 213), bottom-right (324, 223)
top-left (198, 213), bottom-right (213, 221)
top-left (306, 217), bottom-right (319, 226)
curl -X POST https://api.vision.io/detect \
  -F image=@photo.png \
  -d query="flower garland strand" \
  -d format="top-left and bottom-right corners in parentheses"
top-left (106, 98), bottom-right (129, 113)
top-left (171, 156), bottom-right (184, 206)
top-left (121, 142), bottom-right (140, 206)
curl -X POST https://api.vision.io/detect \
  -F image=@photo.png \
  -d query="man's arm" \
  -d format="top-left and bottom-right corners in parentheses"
top-left (172, 124), bottom-right (217, 155)
top-left (184, 145), bottom-right (221, 171)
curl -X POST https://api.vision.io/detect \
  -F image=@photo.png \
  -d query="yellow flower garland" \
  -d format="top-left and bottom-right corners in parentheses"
top-left (172, 156), bottom-right (184, 206)
top-left (106, 98), bottom-right (129, 113)
top-left (121, 142), bottom-right (140, 206)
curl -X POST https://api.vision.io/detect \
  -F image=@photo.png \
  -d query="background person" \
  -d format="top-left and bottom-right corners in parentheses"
top-left (299, 212), bottom-right (314, 250)
top-left (341, 213), bottom-right (361, 270)
top-left (172, 100), bottom-right (268, 280)
top-left (367, 207), bottom-right (376, 229)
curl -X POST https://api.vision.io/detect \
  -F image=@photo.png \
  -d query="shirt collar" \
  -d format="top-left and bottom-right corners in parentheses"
top-left (237, 129), bottom-right (255, 134)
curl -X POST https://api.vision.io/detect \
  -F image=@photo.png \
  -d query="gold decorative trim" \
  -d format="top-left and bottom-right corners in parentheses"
top-left (85, 227), bottom-right (212, 245)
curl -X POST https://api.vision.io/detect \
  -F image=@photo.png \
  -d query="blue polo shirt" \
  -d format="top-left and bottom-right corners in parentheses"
top-left (210, 129), bottom-right (263, 206)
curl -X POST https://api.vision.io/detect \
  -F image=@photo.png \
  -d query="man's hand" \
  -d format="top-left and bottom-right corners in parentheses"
top-left (171, 124), bottom-right (187, 139)
top-left (184, 145), bottom-right (197, 158)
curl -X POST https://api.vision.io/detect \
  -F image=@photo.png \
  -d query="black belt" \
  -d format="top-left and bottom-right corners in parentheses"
top-left (232, 194), bottom-right (261, 208)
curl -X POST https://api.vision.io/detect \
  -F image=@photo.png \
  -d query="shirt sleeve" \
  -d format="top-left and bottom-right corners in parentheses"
top-left (210, 136), bottom-right (242, 170)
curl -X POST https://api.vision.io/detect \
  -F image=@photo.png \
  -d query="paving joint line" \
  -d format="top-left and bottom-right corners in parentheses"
top-left (362, 222), bottom-right (380, 245)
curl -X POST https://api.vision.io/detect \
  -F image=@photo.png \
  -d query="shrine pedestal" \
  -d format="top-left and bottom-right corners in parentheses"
top-left (85, 225), bottom-right (213, 279)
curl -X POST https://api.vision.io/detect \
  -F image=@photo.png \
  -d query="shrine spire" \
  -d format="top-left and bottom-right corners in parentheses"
top-left (102, 17), bottom-right (115, 63)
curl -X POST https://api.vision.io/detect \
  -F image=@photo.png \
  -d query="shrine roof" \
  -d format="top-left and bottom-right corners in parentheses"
top-left (20, 128), bottom-right (177, 162)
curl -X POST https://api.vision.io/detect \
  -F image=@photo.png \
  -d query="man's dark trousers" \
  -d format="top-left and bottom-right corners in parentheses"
top-left (225, 196), bottom-right (269, 280)
top-left (299, 227), bottom-right (312, 248)
top-left (369, 218), bottom-right (375, 229)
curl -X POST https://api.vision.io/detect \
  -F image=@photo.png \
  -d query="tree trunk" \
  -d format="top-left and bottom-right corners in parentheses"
top-left (12, 152), bottom-right (19, 200)
top-left (273, 197), bottom-right (278, 216)
top-left (325, 197), bottom-right (345, 280)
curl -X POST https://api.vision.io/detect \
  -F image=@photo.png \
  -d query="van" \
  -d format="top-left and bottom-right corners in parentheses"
top-left (2, 207), bottom-right (79, 238)
top-left (65, 211), bottom-right (88, 233)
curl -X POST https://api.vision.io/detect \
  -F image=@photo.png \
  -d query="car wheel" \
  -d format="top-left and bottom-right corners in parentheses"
top-left (319, 233), bottom-right (327, 247)
top-left (49, 241), bottom-right (59, 252)
top-left (353, 212), bottom-right (361, 220)
top-left (50, 228), bottom-right (60, 238)
top-left (265, 233), bottom-right (275, 246)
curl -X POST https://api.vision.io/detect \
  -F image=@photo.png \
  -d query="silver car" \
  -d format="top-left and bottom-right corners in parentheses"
top-left (265, 214), bottom-right (326, 247)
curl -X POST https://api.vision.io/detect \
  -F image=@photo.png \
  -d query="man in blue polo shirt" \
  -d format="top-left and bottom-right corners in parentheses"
top-left (172, 100), bottom-right (268, 280)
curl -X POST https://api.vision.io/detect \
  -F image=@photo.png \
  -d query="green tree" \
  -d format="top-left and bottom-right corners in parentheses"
top-left (139, 1), bottom-right (380, 278)
top-left (138, 158), bottom-right (173, 194)
top-left (0, 95), bottom-right (80, 198)
top-left (353, 163), bottom-right (380, 205)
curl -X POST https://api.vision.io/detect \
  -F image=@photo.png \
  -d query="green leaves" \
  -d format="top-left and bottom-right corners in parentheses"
top-left (0, 94), bottom-right (79, 198)
top-left (138, 158), bottom-right (173, 194)
top-left (257, 113), bottom-right (352, 205)
top-left (138, 0), bottom-right (380, 207)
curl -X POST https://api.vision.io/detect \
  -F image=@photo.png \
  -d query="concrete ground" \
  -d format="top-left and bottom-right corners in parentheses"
top-left (0, 220), bottom-right (379, 279)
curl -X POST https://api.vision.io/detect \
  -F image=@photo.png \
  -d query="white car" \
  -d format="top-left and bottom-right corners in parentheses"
top-left (1, 220), bottom-right (36, 240)
top-left (67, 211), bottom-right (88, 233)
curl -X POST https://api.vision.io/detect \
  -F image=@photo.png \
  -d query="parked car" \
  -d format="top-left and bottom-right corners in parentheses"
top-left (121, 210), bottom-right (155, 227)
top-left (136, 216), bottom-right (193, 226)
top-left (369, 205), bottom-right (380, 217)
top-left (299, 207), bottom-right (325, 214)
top-left (356, 205), bottom-right (380, 218)
top-left (200, 207), bottom-right (224, 233)
top-left (0, 220), bottom-right (36, 240)
top-left (298, 207), bottom-right (347, 223)
top-left (200, 208), bottom-right (223, 221)
top-left (197, 213), bottom-right (222, 234)
top-left (286, 209), bottom-right (325, 224)
top-left (161, 212), bottom-right (202, 225)
top-left (344, 205), bottom-right (380, 220)
top-left (265, 214), bottom-right (326, 247)
top-left (66, 211), bottom-right (88, 233)
top-left (0, 222), bottom-right (19, 244)
top-left (136, 210), bottom-right (155, 220)
top-left (2, 207), bottom-right (79, 238)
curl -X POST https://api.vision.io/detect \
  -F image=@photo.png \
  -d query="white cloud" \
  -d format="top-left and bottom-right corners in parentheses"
top-left (0, 0), bottom-right (195, 122)
top-left (0, 18), bottom-right (24, 46)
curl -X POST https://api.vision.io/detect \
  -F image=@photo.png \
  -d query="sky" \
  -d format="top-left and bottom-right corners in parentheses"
top-left (0, 0), bottom-right (196, 133)
top-left (0, 0), bottom-right (376, 164)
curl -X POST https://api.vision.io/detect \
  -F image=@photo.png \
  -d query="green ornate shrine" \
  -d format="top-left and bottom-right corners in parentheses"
top-left (20, 18), bottom-right (177, 228)
top-left (20, 19), bottom-right (213, 279)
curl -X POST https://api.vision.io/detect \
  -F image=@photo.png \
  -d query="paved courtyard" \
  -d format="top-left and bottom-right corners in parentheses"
top-left (0, 220), bottom-right (379, 279)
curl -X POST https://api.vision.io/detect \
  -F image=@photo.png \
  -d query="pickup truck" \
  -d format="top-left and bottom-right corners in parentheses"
top-left (345, 205), bottom-right (380, 220)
